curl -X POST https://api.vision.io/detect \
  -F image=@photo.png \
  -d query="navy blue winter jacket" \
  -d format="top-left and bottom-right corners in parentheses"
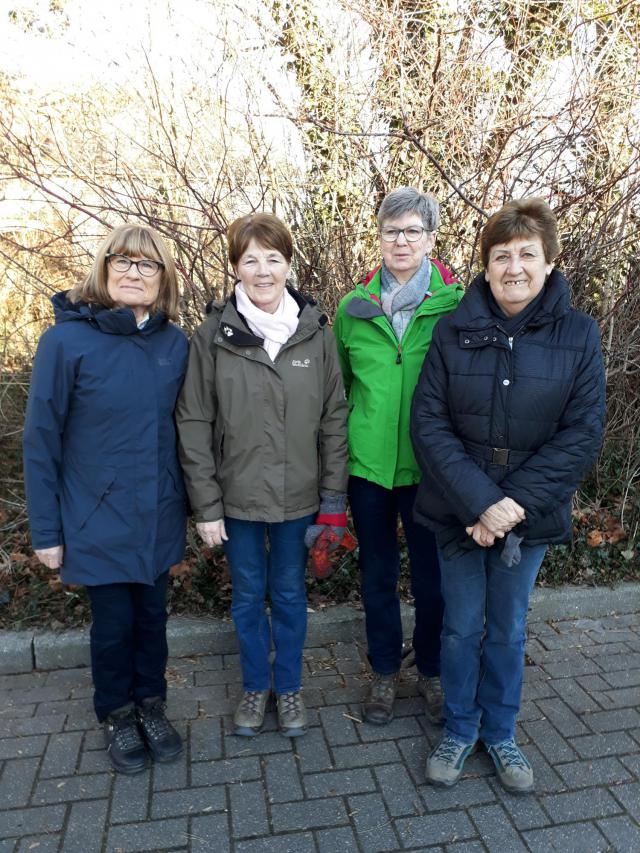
top-left (23, 292), bottom-right (188, 586)
top-left (410, 269), bottom-right (606, 553)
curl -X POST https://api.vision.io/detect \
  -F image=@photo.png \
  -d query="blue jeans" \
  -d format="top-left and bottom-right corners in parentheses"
top-left (224, 514), bottom-right (314, 694)
top-left (348, 476), bottom-right (443, 677)
top-left (86, 572), bottom-right (169, 722)
top-left (438, 543), bottom-right (547, 745)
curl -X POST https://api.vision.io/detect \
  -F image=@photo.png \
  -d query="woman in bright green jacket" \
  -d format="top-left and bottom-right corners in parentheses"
top-left (334, 187), bottom-right (464, 725)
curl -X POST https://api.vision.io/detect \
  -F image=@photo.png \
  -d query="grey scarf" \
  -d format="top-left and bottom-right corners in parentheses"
top-left (380, 256), bottom-right (432, 340)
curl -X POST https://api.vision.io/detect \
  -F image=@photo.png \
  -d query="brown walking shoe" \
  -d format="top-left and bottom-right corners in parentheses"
top-left (233, 690), bottom-right (270, 736)
top-left (363, 672), bottom-right (399, 725)
top-left (277, 691), bottom-right (307, 737)
top-left (417, 675), bottom-right (445, 724)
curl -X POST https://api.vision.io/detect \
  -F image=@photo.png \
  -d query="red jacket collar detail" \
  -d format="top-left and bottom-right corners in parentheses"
top-left (361, 259), bottom-right (459, 293)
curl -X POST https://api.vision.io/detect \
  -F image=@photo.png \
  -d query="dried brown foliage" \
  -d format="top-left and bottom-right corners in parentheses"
top-left (0, 0), bottom-right (638, 591)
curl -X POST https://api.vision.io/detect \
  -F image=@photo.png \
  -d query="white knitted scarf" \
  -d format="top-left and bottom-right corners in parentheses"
top-left (235, 282), bottom-right (299, 361)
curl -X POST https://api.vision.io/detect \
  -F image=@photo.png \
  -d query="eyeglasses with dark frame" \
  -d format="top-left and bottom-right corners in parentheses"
top-left (106, 253), bottom-right (164, 277)
top-left (379, 226), bottom-right (430, 243)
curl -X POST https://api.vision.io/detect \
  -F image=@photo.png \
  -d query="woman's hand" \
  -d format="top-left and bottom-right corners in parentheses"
top-left (479, 497), bottom-right (526, 536)
top-left (196, 520), bottom-right (228, 547)
top-left (465, 522), bottom-right (496, 547)
top-left (34, 546), bottom-right (64, 569)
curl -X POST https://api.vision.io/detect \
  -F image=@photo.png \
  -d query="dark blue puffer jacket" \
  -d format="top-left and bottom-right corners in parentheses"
top-left (23, 292), bottom-right (188, 586)
top-left (410, 269), bottom-right (606, 551)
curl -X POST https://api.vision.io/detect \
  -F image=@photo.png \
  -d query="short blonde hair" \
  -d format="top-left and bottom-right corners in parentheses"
top-left (69, 224), bottom-right (181, 321)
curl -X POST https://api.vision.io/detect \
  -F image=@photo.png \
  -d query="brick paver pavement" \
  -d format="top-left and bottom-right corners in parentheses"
top-left (1, 612), bottom-right (639, 852)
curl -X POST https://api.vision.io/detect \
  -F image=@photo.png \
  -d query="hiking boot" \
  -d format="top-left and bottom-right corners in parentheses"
top-left (277, 691), bottom-right (307, 737)
top-left (425, 735), bottom-right (476, 787)
top-left (486, 739), bottom-right (534, 794)
top-left (137, 697), bottom-right (183, 763)
top-left (103, 704), bottom-right (149, 775)
top-left (363, 672), bottom-right (398, 725)
top-left (417, 675), bottom-right (444, 724)
top-left (233, 690), bottom-right (270, 736)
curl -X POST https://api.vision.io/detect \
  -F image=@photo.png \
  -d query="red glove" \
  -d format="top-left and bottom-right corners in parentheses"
top-left (309, 528), bottom-right (357, 579)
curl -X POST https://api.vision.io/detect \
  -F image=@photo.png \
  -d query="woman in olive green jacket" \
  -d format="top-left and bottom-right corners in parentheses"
top-left (334, 188), bottom-right (464, 726)
top-left (177, 214), bottom-right (348, 740)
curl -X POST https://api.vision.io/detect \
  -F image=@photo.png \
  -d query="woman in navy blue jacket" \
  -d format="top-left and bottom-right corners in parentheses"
top-left (23, 224), bottom-right (188, 775)
top-left (411, 199), bottom-right (605, 794)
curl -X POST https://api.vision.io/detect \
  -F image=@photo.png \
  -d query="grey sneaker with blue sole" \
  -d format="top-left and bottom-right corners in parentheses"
top-left (486, 739), bottom-right (534, 794)
top-left (426, 734), bottom-right (476, 787)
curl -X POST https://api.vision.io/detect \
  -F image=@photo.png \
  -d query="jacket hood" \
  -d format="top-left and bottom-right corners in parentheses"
top-left (51, 290), bottom-right (167, 336)
top-left (451, 268), bottom-right (572, 331)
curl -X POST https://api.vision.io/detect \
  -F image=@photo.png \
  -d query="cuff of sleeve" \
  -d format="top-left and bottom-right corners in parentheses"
top-left (316, 512), bottom-right (347, 527)
top-left (194, 501), bottom-right (225, 523)
top-left (318, 492), bottom-right (347, 515)
top-left (31, 533), bottom-right (63, 550)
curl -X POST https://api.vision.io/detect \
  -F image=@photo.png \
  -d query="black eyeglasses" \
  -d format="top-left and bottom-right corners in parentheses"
top-left (106, 254), bottom-right (164, 277)
top-left (380, 226), bottom-right (429, 243)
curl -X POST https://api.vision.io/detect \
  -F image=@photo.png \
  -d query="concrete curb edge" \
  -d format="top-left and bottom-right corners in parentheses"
top-left (1, 583), bottom-right (639, 674)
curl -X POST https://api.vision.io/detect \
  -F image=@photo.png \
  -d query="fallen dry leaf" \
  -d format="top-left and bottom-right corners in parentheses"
top-left (586, 530), bottom-right (604, 547)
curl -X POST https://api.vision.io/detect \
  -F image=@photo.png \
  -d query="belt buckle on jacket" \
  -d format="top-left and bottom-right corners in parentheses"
top-left (492, 447), bottom-right (510, 465)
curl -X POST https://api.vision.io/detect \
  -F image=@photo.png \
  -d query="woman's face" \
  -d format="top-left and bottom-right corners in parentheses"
top-left (379, 212), bottom-right (436, 284)
top-left (234, 238), bottom-right (291, 314)
top-left (106, 254), bottom-right (161, 320)
top-left (485, 236), bottom-right (553, 317)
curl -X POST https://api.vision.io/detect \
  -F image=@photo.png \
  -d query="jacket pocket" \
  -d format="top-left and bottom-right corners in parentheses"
top-left (165, 463), bottom-right (188, 503)
top-left (214, 430), bottom-right (226, 481)
top-left (62, 462), bottom-right (117, 530)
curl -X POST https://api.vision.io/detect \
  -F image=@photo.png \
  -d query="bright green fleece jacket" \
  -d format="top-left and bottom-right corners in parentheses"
top-left (333, 263), bottom-right (464, 489)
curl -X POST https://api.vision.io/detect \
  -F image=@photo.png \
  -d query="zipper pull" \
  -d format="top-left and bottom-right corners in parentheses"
top-left (396, 346), bottom-right (402, 364)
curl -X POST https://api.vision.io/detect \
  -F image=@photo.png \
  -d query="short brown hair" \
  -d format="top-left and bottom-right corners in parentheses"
top-left (227, 213), bottom-right (293, 268)
top-left (481, 198), bottom-right (561, 268)
top-left (69, 224), bottom-right (181, 320)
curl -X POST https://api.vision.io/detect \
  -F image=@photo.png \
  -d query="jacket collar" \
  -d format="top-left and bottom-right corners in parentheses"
top-left (450, 268), bottom-right (572, 332)
top-left (209, 285), bottom-right (327, 347)
top-left (51, 291), bottom-right (167, 336)
top-left (346, 263), bottom-right (460, 319)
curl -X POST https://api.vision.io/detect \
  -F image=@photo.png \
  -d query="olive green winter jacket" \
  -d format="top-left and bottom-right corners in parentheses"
top-left (176, 288), bottom-right (348, 522)
top-left (333, 263), bottom-right (464, 489)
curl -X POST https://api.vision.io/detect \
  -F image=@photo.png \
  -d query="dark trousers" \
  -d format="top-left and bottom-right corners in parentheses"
top-left (349, 476), bottom-right (443, 677)
top-left (86, 572), bottom-right (169, 722)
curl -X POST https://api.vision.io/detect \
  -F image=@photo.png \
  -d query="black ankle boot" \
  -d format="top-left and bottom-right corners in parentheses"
top-left (103, 705), bottom-right (149, 775)
top-left (137, 697), bottom-right (183, 762)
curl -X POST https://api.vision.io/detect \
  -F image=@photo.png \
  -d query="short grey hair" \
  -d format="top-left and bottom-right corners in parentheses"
top-left (377, 187), bottom-right (440, 232)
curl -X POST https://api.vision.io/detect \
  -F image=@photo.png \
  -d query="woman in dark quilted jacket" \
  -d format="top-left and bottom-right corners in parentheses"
top-left (410, 199), bottom-right (605, 795)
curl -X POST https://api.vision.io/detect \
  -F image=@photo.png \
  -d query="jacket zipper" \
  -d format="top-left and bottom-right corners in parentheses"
top-left (361, 286), bottom-right (456, 366)
top-left (496, 325), bottom-right (523, 446)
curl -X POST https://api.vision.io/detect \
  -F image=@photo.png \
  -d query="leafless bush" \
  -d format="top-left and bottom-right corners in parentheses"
top-left (1, 0), bottom-right (638, 549)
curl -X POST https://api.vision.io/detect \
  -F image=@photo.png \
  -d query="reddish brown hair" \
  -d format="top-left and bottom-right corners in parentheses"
top-left (227, 213), bottom-right (293, 268)
top-left (481, 198), bottom-right (561, 268)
